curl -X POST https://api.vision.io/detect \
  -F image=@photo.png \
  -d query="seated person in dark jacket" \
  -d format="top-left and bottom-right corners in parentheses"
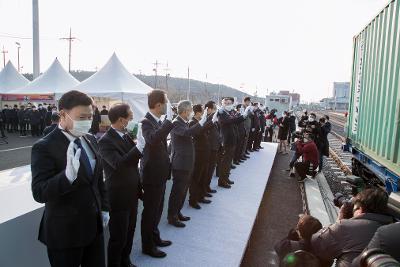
top-left (43, 113), bottom-right (60, 136)
top-left (275, 215), bottom-right (325, 267)
top-left (352, 222), bottom-right (400, 266)
top-left (311, 188), bottom-right (393, 267)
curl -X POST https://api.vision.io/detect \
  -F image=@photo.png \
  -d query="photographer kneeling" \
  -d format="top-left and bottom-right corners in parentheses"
top-left (294, 132), bottom-right (319, 182)
top-left (311, 188), bottom-right (393, 267)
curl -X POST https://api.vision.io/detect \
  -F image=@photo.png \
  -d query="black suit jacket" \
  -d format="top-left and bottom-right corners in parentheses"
top-left (189, 117), bottom-right (214, 152)
top-left (43, 124), bottom-right (57, 136)
top-left (98, 127), bottom-right (142, 211)
top-left (218, 110), bottom-right (245, 146)
top-left (141, 112), bottom-right (174, 185)
top-left (31, 127), bottom-right (109, 249)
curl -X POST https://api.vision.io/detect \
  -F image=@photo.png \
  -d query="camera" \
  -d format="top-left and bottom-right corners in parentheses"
top-left (360, 248), bottom-right (400, 267)
top-left (333, 192), bottom-right (351, 208)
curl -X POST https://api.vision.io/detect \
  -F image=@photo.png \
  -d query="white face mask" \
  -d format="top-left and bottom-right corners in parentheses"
top-left (189, 112), bottom-right (194, 121)
top-left (125, 120), bottom-right (136, 132)
top-left (224, 104), bottom-right (233, 111)
top-left (66, 113), bottom-right (92, 137)
top-left (309, 117), bottom-right (315, 122)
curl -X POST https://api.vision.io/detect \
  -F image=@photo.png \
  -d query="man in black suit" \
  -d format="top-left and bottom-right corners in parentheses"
top-left (188, 104), bottom-right (214, 210)
top-left (204, 101), bottom-right (220, 195)
top-left (218, 97), bottom-right (251, 188)
top-left (168, 100), bottom-right (209, 227)
top-left (38, 103), bottom-right (47, 135)
top-left (31, 90), bottom-right (109, 267)
top-left (43, 113), bottom-right (60, 136)
top-left (98, 103), bottom-right (145, 267)
top-left (140, 89), bottom-right (174, 258)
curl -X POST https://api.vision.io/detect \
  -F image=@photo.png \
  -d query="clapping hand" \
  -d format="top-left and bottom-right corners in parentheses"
top-left (199, 107), bottom-right (208, 126)
top-left (136, 123), bottom-right (146, 153)
top-left (65, 141), bottom-right (81, 183)
top-left (166, 101), bottom-right (173, 121)
top-left (212, 111), bottom-right (219, 123)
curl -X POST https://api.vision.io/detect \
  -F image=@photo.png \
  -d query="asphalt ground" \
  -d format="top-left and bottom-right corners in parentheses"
top-left (241, 152), bottom-right (303, 267)
top-left (0, 132), bottom-right (40, 171)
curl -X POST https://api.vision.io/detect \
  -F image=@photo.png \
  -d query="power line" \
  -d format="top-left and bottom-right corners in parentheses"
top-left (60, 28), bottom-right (78, 73)
top-left (1, 46), bottom-right (8, 67)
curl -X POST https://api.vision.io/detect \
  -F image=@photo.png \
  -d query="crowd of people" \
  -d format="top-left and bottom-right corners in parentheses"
top-left (29, 89), bottom-right (281, 267)
top-left (275, 187), bottom-right (400, 267)
top-left (0, 103), bottom-right (58, 138)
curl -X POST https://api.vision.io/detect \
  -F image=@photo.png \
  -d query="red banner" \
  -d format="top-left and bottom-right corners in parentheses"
top-left (1, 94), bottom-right (55, 101)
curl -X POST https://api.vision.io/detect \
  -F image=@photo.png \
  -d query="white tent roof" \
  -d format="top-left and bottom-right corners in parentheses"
top-left (73, 53), bottom-right (152, 121)
top-left (0, 61), bottom-right (29, 93)
top-left (8, 58), bottom-right (79, 95)
top-left (74, 53), bottom-right (152, 95)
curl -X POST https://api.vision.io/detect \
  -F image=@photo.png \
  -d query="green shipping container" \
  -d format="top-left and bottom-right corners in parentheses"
top-left (347, 0), bottom-right (400, 179)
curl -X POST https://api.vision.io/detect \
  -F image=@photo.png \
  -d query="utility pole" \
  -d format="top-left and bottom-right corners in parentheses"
top-left (164, 62), bottom-right (170, 91)
top-left (152, 60), bottom-right (161, 89)
top-left (15, 42), bottom-right (21, 72)
top-left (32, 0), bottom-right (40, 78)
top-left (60, 28), bottom-right (78, 73)
top-left (1, 46), bottom-right (8, 68)
top-left (187, 66), bottom-right (191, 100)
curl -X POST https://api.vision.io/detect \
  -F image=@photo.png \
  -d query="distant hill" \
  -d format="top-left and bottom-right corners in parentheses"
top-left (23, 71), bottom-right (264, 104)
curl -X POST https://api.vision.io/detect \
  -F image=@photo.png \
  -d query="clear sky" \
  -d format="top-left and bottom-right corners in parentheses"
top-left (0, 0), bottom-right (390, 102)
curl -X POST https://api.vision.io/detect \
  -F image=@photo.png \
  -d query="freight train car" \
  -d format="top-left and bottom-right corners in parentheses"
top-left (347, 0), bottom-right (400, 193)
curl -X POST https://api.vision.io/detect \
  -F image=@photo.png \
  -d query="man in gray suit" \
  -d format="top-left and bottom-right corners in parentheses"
top-left (242, 97), bottom-right (252, 158)
top-left (167, 100), bottom-right (209, 228)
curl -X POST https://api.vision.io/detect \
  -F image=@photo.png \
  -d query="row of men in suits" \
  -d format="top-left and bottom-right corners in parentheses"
top-left (31, 89), bottom-right (255, 267)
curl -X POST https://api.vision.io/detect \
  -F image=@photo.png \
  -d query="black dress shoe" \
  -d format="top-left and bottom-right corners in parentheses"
top-left (199, 198), bottom-right (212, 204)
top-left (227, 179), bottom-right (234, 185)
top-left (168, 219), bottom-right (186, 228)
top-left (231, 165), bottom-right (236, 169)
top-left (205, 193), bottom-right (213, 197)
top-left (122, 263), bottom-right (137, 267)
top-left (218, 182), bottom-right (231, 189)
top-left (189, 202), bottom-right (201, 209)
top-left (156, 239), bottom-right (172, 247)
top-left (142, 247), bottom-right (167, 258)
top-left (207, 188), bottom-right (217, 193)
top-left (178, 213), bottom-right (191, 221)
top-left (253, 149), bottom-right (260, 152)
top-left (245, 151), bottom-right (250, 155)
top-left (234, 161), bottom-right (240, 165)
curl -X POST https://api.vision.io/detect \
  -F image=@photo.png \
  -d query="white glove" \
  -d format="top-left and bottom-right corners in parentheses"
top-left (65, 141), bottom-right (81, 183)
top-left (101, 211), bottom-right (110, 228)
top-left (240, 107), bottom-right (245, 115)
top-left (251, 128), bottom-right (255, 132)
top-left (199, 107), bottom-right (208, 126)
top-left (166, 101), bottom-right (173, 121)
top-left (212, 111), bottom-right (219, 123)
top-left (136, 123), bottom-right (145, 153)
top-left (218, 106), bottom-right (224, 114)
top-left (245, 105), bottom-right (252, 115)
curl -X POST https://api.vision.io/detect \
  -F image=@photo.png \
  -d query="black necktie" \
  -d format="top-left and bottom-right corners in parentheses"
top-left (74, 138), bottom-right (93, 176)
top-left (158, 120), bottom-right (162, 126)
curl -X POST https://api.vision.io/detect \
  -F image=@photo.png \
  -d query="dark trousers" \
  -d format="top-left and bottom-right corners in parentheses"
top-left (265, 127), bottom-right (273, 142)
top-left (205, 150), bottom-right (218, 189)
top-left (141, 183), bottom-right (166, 251)
top-left (234, 135), bottom-right (245, 162)
top-left (19, 122), bottom-right (27, 135)
top-left (254, 130), bottom-right (262, 149)
top-left (12, 119), bottom-right (19, 132)
top-left (243, 131), bottom-right (250, 155)
top-left (247, 131), bottom-right (254, 150)
top-left (47, 233), bottom-right (105, 267)
top-left (215, 147), bottom-right (224, 177)
top-left (219, 146), bottom-right (235, 184)
top-left (189, 150), bottom-right (209, 203)
top-left (108, 205), bottom-right (137, 267)
top-left (40, 120), bottom-right (46, 135)
top-left (168, 169), bottom-right (191, 219)
top-left (295, 161), bottom-right (316, 179)
top-left (318, 148), bottom-right (325, 171)
top-left (0, 123), bottom-right (5, 137)
top-left (31, 123), bottom-right (40, 136)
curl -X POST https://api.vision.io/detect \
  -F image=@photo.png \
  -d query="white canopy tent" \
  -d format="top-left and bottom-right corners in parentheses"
top-left (74, 53), bottom-right (152, 121)
top-left (7, 58), bottom-right (79, 98)
top-left (0, 61), bottom-right (29, 93)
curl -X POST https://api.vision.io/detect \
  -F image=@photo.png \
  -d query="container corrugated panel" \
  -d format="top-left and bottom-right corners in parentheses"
top-left (347, 0), bottom-right (400, 177)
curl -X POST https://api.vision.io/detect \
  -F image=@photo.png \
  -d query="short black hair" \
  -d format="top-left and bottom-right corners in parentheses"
top-left (108, 103), bottom-right (130, 124)
top-left (148, 89), bottom-right (166, 109)
top-left (4, 104), bottom-right (8, 107)
top-left (236, 104), bottom-right (242, 110)
top-left (14, 104), bottom-right (18, 108)
top-left (353, 188), bottom-right (388, 214)
top-left (309, 113), bottom-right (316, 118)
top-left (325, 115), bottom-right (330, 121)
top-left (204, 100), bottom-right (215, 110)
top-left (319, 117), bottom-right (326, 123)
top-left (244, 96), bottom-right (251, 102)
top-left (192, 104), bottom-right (203, 114)
top-left (58, 90), bottom-right (93, 111)
top-left (102, 105), bottom-right (107, 109)
top-left (51, 113), bottom-right (60, 122)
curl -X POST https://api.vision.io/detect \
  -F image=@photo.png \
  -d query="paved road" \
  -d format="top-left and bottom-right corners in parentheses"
top-left (241, 152), bottom-right (303, 266)
top-left (0, 133), bottom-right (40, 171)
